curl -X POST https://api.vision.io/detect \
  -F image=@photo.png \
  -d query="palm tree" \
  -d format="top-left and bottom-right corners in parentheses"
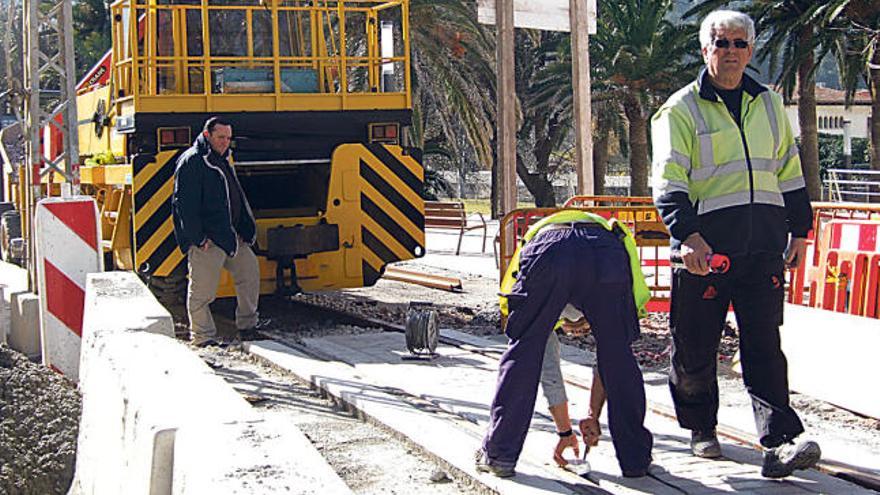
top-left (409, 0), bottom-right (496, 183)
top-left (591, 0), bottom-right (700, 196)
top-left (531, 39), bottom-right (626, 196)
top-left (820, 0), bottom-right (880, 171)
top-left (687, 1), bottom-right (838, 200)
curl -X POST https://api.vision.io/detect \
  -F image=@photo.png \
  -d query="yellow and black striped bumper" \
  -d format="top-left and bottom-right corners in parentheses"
top-left (131, 150), bottom-right (186, 277)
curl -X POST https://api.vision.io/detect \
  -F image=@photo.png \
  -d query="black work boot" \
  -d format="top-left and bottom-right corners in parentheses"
top-left (762, 440), bottom-right (821, 478)
top-left (690, 429), bottom-right (722, 458)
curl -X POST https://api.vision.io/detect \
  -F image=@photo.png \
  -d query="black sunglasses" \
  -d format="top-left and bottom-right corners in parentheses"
top-left (713, 38), bottom-right (750, 49)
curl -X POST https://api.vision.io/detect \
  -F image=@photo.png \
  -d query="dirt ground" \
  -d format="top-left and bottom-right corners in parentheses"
top-left (0, 345), bottom-right (81, 495)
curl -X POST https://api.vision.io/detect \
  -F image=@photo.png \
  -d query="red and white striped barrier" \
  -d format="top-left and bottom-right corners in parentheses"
top-left (828, 220), bottom-right (880, 253)
top-left (34, 197), bottom-right (103, 380)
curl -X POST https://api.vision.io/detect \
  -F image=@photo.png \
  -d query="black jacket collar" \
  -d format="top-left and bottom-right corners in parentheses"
top-left (697, 67), bottom-right (766, 102)
top-left (194, 133), bottom-right (231, 161)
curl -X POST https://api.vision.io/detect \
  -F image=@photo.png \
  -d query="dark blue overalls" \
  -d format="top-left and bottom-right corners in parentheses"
top-left (481, 223), bottom-right (653, 474)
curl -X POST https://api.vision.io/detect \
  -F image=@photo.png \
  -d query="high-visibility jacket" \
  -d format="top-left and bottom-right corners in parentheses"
top-left (499, 210), bottom-right (651, 320)
top-left (651, 69), bottom-right (812, 256)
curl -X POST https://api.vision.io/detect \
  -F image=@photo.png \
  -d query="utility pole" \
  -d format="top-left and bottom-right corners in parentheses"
top-left (569, 0), bottom-right (593, 196)
top-left (495, 0), bottom-right (517, 217)
top-left (21, 0), bottom-right (80, 288)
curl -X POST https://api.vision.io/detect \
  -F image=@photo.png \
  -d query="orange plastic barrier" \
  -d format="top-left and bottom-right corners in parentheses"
top-left (498, 199), bottom-right (672, 312)
top-left (790, 203), bottom-right (880, 319)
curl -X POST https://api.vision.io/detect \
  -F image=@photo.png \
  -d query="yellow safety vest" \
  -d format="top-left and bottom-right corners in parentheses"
top-left (499, 210), bottom-right (651, 321)
top-left (651, 75), bottom-right (805, 214)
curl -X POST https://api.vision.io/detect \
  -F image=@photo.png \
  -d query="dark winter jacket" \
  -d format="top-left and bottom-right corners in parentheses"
top-left (172, 134), bottom-right (257, 257)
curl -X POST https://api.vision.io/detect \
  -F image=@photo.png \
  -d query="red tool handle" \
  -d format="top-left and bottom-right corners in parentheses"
top-left (670, 252), bottom-right (731, 274)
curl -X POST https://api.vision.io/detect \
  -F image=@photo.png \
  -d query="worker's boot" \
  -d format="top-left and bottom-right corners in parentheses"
top-left (474, 449), bottom-right (515, 478)
top-left (761, 440), bottom-right (821, 478)
top-left (690, 429), bottom-right (722, 458)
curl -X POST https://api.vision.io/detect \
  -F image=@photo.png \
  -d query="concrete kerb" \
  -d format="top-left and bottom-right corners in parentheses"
top-left (71, 272), bottom-right (353, 495)
top-left (9, 290), bottom-right (40, 359)
top-left (0, 260), bottom-right (39, 359)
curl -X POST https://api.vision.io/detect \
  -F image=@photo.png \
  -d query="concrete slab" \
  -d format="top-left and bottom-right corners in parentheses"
top-left (780, 303), bottom-right (880, 419)
top-left (82, 271), bottom-right (176, 339)
top-left (9, 290), bottom-right (40, 359)
top-left (263, 331), bottom-right (872, 494)
top-left (71, 272), bottom-right (257, 495)
top-left (173, 415), bottom-right (353, 495)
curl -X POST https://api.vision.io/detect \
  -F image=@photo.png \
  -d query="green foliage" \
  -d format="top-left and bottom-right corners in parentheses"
top-left (811, 133), bottom-right (872, 177)
top-left (73, 0), bottom-right (111, 77)
top-left (422, 168), bottom-right (454, 201)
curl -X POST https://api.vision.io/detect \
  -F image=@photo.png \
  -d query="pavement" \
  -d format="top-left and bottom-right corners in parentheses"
top-left (302, 222), bottom-right (878, 493)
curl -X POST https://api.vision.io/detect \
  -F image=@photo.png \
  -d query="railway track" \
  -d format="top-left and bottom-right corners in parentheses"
top-left (255, 296), bottom-right (880, 494)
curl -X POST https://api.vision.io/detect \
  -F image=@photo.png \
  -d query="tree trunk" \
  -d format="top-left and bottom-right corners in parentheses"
top-left (622, 94), bottom-right (649, 197)
top-left (871, 49), bottom-right (880, 173)
top-left (796, 31), bottom-right (822, 200)
top-left (592, 117), bottom-right (611, 196)
top-left (515, 153), bottom-right (556, 207)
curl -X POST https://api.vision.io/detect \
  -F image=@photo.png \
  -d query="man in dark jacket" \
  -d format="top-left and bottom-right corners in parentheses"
top-left (172, 117), bottom-right (260, 347)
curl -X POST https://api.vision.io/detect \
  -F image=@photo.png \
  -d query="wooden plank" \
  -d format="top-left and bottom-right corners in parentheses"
top-left (382, 266), bottom-right (463, 292)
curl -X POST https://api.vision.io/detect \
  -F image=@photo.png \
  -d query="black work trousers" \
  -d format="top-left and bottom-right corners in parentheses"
top-left (483, 226), bottom-right (653, 473)
top-left (668, 253), bottom-right (804, 448)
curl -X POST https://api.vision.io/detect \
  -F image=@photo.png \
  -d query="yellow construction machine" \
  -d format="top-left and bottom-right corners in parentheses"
top-left (34, 0), bottom-right (425, 304)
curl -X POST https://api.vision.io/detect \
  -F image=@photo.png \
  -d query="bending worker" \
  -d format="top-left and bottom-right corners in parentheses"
top-left (475, 210), bottom-right (653, 478)
top-left (651, 9), bottom-right (819, 478)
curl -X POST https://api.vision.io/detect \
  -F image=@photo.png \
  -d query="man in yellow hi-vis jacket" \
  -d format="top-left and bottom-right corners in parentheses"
top-left (475, 211), bottom-right (653, 478)
top-left (651, 9), bottom-right (818, 479)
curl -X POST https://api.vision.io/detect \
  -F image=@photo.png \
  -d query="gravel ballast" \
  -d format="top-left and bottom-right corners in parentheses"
top-left (0, 345), bottom-right (81, 495)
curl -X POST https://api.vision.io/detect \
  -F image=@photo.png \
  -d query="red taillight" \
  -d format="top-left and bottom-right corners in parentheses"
top-left (160, 129), bottom-right (176, 144)
top-left (368, 123), bottom-right (399, 144)
top-left (157, 127), bottom-right (191, 149)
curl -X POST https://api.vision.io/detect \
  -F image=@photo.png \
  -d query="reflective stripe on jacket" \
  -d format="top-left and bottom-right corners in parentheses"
top-left (651, 69), bottom-right (812, 256)
top-left (499, 210), bottom-right (650, 319)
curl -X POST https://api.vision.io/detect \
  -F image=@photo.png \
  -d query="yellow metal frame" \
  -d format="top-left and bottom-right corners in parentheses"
top-left (110, 0), bottom-right (412, 115)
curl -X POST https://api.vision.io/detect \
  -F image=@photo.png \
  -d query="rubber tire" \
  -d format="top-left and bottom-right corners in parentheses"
top-left (145, 270), bottom-right (188, 307)
top-left (1, 209), bottom-right (22, 265)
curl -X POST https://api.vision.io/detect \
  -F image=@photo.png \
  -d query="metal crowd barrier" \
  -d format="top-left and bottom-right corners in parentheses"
top-left (497, 196), bottom-right (672, 312)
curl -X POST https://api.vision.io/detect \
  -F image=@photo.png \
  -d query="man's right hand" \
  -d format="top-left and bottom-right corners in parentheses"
top-left (579, 417), bottom-right (601, 448)
top-left (199, 239), bottom-right (212, 251)
top-left (681, 233), bottom-right (713, 276)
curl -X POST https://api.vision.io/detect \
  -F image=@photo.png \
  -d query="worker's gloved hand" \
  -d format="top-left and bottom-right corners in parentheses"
top-left (784, 237), bottom-right (808, 269)
top-left (579, 417), bottom-right (601, 448)
top-left (681, 233), bottom-right (713, 276)
top-left (561, 317), bottom-right (590, 337)
top-left (553, 433), bottom-right (580, 467)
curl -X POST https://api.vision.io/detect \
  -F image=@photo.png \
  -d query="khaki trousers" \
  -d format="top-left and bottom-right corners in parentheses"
top-left (187, 239), bottom-right (260, 342)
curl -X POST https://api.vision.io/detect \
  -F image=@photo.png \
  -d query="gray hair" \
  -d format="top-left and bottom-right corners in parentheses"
top-left (699, 10), bottom-right (756, 49)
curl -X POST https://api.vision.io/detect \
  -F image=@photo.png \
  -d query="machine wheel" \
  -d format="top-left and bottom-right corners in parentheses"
top-left (144, 270), bottom-right (188, 307)
top-left (1, 209), bottom-right (23, 266)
